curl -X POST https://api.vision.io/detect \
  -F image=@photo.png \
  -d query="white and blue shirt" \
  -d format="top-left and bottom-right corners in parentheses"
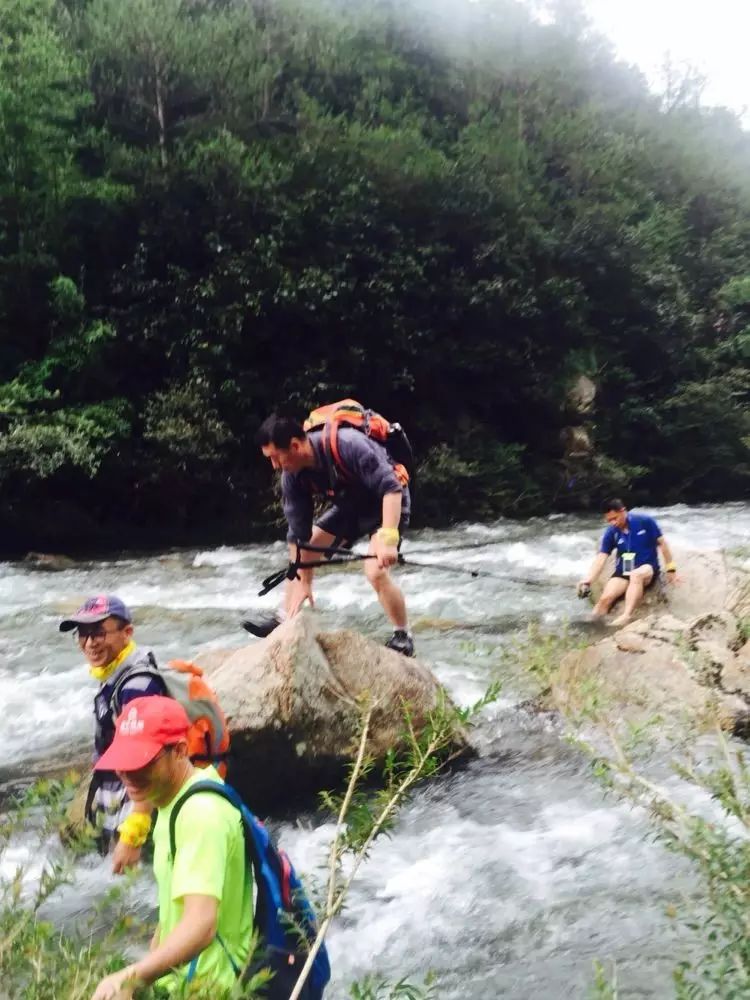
top-left (600, 513), bottom-right (662, 575)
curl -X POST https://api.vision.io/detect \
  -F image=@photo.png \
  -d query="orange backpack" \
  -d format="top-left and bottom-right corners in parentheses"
top-left (303, 399), bottom-right (413, 491)
top-left (164, 660), bottom-right (231, 778)
top-left (113, 659), bottom-right (231, 777)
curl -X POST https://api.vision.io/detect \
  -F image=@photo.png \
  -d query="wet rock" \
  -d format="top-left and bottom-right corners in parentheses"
top-left (22, 551), bottom-right (76, 572)
top-left (613, 633), bottom-right (647, 654)
top-left (566, 375), bottom-right (597, 415)
top-left (560, 426), bottom-right (594, 459)
top-left (196, 612), bottom-right (471, 812)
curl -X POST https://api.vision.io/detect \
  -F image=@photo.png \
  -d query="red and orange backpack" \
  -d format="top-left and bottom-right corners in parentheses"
top-left (113, 659), bottom-right (230, 777)
top-left (303, 399), bottom-right (414, 492)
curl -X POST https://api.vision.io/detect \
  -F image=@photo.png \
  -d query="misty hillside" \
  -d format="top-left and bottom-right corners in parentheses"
top-left (2, 0), bottom-right (749, 551)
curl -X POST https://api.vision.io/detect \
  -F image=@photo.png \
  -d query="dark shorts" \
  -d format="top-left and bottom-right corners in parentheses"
top-left (315, 503), bottom-right (409, 545)
top-left (612, 568), bottom-right (659, 589)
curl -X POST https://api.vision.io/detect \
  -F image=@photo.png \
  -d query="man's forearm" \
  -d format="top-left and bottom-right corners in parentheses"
top-left (130, 907), bottom-right (216, 985)
top-left (587, 552), bottom-right (608, 582)
top-left (658, 539), bottom-right (675, 566)
top-left (381, 492), bottom-right (402, 532)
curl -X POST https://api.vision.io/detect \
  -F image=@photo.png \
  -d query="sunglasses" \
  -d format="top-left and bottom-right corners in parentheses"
top-left (76, 623), bottom-right (126, 642)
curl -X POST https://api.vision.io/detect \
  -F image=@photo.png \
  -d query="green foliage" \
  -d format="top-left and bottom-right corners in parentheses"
top-left (2, 0), bottom-right (750, 551)
top-left (309, 685), bottom-right (497, 998)
top-left (143, 379), bottom-right (234, 474)
top-left (349, 973), bottom-right (437, 1000)
top-left (571, 700), bottom-right (750, 998)
top-left (499, 622), bottom-right (585, 701)
top-left (416, 440), bottom-right (536, 524)
top-left (589, 960), bottom-right (618, 999)
top-left (663, 745), bottom-right (750, 998)
top-left (0, 401), bottom-right (130, 481)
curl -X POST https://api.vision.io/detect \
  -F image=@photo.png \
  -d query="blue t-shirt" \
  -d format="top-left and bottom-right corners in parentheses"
top-left (600, 513), bottom-right (662, 575)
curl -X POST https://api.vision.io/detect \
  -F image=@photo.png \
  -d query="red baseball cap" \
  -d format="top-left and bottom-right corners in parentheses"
top-left (94, 696), bottom-right (190, 772)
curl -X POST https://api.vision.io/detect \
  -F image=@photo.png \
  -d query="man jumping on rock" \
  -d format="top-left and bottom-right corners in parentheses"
top-left (248, 413), bottom-right (415, 656)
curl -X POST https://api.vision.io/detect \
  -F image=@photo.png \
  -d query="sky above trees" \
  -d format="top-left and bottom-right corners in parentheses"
top-left (578, 0), bottom-right (749, 122)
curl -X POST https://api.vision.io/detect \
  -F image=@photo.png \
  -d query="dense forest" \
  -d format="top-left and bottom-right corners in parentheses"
top-left (2, 0), bottom-right (749, 554)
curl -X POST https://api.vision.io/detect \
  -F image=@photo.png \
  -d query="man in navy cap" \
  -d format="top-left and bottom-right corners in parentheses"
top-left (60, 594), bottom-right (166, 872)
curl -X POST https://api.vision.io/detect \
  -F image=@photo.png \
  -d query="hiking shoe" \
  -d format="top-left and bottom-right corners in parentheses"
top-left (241, 612), bottom-right (282, 637)
top-left (385, 630), bottom-right (415, 657)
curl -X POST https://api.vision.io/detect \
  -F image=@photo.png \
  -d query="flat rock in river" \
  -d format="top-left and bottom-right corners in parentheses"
top-left (554, 551), bottom-right (750, 736)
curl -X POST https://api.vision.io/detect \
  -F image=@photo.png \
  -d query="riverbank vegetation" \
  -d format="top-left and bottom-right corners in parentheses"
top-left (520, 572), bottom-right (750, 997)
top-left (2, 0), bottom-right (750, 554)
top-left (579, 716), bottom-right (750, 998)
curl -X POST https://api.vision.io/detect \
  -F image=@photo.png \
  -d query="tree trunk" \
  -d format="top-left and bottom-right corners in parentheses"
top-left (154, 64), bottom-right (168, 168)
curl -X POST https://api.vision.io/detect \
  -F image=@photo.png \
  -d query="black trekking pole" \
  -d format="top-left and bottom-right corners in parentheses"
top-left (243, 541), bottom-right (548, 635)
top-left (291, 541), bottom-right (549, 587)
top-left (256, 541), bottom-right (547, 597)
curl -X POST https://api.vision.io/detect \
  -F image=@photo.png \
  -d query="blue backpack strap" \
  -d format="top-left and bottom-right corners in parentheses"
top-left (184, 938), bottom-right (239, 984)
top-left (169, 780), bottom-right (253, 984)
top-left (169, 780), bottom-right (331, 999)
top-left (168, 781), bottom-right (265, 933)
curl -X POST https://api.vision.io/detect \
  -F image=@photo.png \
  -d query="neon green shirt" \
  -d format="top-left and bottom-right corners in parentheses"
top-left (152, 766), bottom-right (253, 995)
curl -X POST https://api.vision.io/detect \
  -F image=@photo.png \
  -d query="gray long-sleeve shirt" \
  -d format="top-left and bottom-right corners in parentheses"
top-left (281, 428), bottom-right (410, 542)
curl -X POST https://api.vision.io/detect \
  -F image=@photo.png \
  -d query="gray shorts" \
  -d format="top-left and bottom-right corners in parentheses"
top-left (315, 504), bottom-right (409, 546)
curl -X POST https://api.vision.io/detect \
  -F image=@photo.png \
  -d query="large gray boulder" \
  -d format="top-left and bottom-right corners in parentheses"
top-left (196, 613), bottom-right (469, 811)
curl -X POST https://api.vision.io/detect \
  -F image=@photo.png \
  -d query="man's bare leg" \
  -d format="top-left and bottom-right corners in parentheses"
top-left (592, 577), bottom-right (628, 619)
top-left (612, 566), bottom-right (654, 627)
top-left (364, 536), bottom-right (408, 629)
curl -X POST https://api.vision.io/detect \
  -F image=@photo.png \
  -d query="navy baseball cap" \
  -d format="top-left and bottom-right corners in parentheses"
top-left (59, 594), bottom-right (133, 632)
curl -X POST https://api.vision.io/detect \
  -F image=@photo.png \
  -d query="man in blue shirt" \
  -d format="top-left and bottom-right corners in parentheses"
top-left (577, 499), bottom-right (678, 627)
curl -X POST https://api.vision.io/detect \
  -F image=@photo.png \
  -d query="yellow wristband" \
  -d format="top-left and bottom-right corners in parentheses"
top-left (665, 562), bottom-right (677, 573)
top-left (118, 811), bottom-right (152, 847)
top-left (377, 527), bottom-right (400, 546)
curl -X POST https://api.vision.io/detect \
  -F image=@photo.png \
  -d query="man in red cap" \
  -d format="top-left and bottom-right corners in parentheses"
top-left (60, 594), bottom-right (166, 873)
top-left (90, 696), bottom-right (253, 1000)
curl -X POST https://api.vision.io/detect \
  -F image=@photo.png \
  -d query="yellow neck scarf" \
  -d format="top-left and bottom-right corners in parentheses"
top-left (89, 640), bottom-right (137, 683)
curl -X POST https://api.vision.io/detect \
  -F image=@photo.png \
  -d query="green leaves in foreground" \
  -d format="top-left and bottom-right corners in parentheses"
top-left (574, 704), bottom-right (750, 998)
top-left (350, 972), bottom-right (437, 1000)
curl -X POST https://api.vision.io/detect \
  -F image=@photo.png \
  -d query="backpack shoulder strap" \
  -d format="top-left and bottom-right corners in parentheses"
top-left (168, 780), bottom-right (241, 854)
top-left (322, 417), bottom-right (356, 484)
top-left (168, 780), bottom-right (264, 928)
top-left (110, 652), bottom-right (161, 718)
top-left (309, 422), bottom-right (341, 495)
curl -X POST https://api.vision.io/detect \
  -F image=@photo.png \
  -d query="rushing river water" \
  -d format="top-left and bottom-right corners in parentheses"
top-left (2, 502), bottom-right (750, 997)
